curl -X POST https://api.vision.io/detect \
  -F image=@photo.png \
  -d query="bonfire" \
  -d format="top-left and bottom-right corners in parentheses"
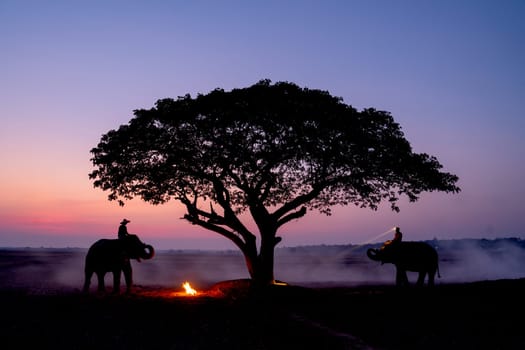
top-left (182, 281), bottom-right (197, 296)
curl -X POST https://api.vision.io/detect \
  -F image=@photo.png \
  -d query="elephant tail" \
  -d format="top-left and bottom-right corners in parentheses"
top-left (437, 262), bottom-right (441, 278)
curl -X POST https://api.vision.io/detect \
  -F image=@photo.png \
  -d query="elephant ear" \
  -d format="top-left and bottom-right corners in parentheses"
top-left (119, 250), bottom-right (130, 262)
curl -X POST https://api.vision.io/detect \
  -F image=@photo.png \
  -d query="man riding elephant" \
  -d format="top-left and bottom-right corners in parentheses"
top-left (367, 229), bottom-right (440, 287)
top-left (83, 231), bottom-right (155, 294)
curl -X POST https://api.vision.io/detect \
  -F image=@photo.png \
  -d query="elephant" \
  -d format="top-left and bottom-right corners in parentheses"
top-left (82, 234), bottom-right (155, 294)
top-left (367, 241), bottom-right (440, 287)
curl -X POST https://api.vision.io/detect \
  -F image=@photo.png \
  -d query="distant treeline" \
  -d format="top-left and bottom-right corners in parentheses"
top-left (1, 237), bottom-right (524, 256)
top-left (276, 237), bottom-right (525, 255)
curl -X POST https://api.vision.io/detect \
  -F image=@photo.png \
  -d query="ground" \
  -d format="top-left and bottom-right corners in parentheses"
top-left (1, 247), bottom-right (524, 349)
top-left (1, 279), bottom-right (524, 349)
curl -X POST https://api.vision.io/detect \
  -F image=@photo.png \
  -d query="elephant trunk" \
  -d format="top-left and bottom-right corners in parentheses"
top-left (367, 248), bottom-right (381, 261)
top-left (142, 244), bottom-right (155, 260)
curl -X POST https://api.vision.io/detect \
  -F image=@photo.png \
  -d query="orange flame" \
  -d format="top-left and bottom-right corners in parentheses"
top-left (182, 281), bottom-right (197, 296)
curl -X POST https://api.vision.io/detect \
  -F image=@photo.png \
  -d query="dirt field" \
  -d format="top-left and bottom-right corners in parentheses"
top-left (1, 248), bottom-right (524, 349)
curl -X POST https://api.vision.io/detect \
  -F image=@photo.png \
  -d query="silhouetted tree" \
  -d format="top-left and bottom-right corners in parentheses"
top-left (89, 80), bottom-right (460, 286)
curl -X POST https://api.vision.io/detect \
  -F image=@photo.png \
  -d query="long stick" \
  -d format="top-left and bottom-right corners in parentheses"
top-left (359, 226), bottom-right (397, 245)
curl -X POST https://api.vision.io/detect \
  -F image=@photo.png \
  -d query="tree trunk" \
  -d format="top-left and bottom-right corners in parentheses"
top-left (250, 229), bottom-right (278, 287)
top-left (241, 249), bottom-right (275, 286)
top-left (238, 230), bottom-right (278, 287)
top-left (256, 237), bottom-right (276, 285)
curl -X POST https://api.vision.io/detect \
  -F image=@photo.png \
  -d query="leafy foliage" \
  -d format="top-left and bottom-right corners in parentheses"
top-left (91, 80), bottom-right (458, 217)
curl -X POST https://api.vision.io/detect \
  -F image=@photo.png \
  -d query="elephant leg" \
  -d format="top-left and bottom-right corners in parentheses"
top-left (83, 270), bottom-right (93, 293)
top-left (122, 261), bottom-right (133, 293)
top-left (96, 272), bottom-right (106, 292)
top-left (396, 269), bottom-right (409, 287)
top-left (416, 272), bottom-right (426, 286)
top-left (112, 270), bottom-right (122, 294)
top-left (401, 271), bottom-right (409, 286)
top-left (428, 270), bottom-right (436, 286)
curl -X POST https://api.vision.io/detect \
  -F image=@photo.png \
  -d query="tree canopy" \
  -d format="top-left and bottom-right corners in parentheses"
top-left (89, 80), bottom-right (460, 284)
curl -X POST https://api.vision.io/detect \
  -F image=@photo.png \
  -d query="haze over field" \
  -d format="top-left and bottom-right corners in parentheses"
top-left (2, 238), bottom-right (524, 293)
top-left (1, 1), bottom-right (524, 249)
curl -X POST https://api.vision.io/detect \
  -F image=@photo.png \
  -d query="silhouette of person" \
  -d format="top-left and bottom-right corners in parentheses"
top-left (393, 226), bottom-right (403, 243)
top-left (118, 219), bottom-right (131, 239)
top-left (383, 227), bottom-right (403, 248)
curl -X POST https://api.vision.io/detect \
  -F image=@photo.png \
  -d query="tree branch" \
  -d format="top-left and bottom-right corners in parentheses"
top-left (276, 206), bottom-right (307, 228)
top-left (211, 179), bottom-right (254, 240)
top-left (272, 185), bottom-right (323, 221)
top-left (183, 214), bottom-right (247, 252)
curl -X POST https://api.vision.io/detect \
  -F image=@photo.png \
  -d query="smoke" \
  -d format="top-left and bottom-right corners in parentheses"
top-left (1, 238), bottom-right (524, 293)
top-left (0, 249), bottom-right (86, 293)
top-left (131, 250), bottom-right (249, 290)
top-left (435, 238), bottom-right (525, 283)
top-left (273, 245), bottom-right (394, 286)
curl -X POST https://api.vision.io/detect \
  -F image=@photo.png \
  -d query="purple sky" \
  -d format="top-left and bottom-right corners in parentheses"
top-left (1, 1), bottom-right (524, 249)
